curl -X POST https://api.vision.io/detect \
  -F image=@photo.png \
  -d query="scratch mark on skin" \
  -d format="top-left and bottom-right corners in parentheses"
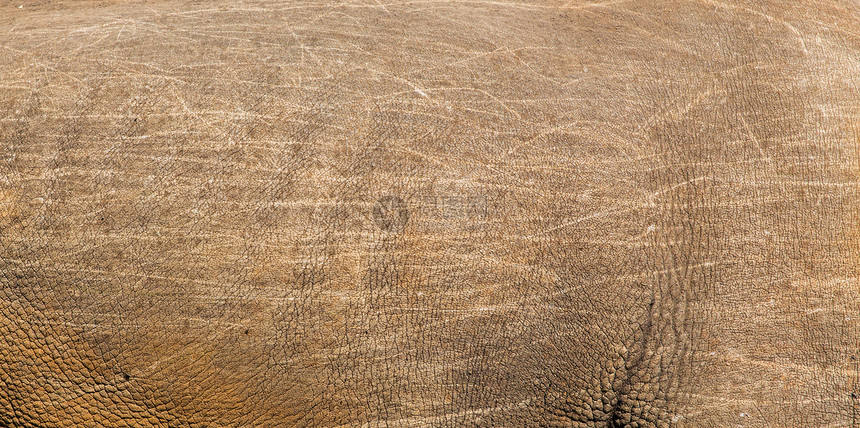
top-left (379, 72), bottom-right (433, 101)
top-left (70, 30), bottom-right (113, 54)
top-left (115, 20), bottom-right (129, 42)
top-left (559, 0), bottom-right (632, 11)
top-left (739, 114), bottom-right (766, 159)
top-left (683, 393), bottom-right (819, 406)
top-left (357, 398), bottom-right (534, 428)
top-left (429, 46), bottom-right (552, 74)
top-left (647, 175), bottom-right (707, 207)
top-left (613, 261), bottom-right (718, 282)
top-left (622, 12), bottom-right (705, 60)
top-left (0, 45), bottom-right (85, 86)
top-left (719, 348), bottom-right (860, 377)
top-left (371, 0), bottom-right (393, 15)
top-left (144, 347), bottom-right (194, 373)
top-left (703, 0), bottom-right (808, 52)
top-left (368, 65), bottom-right (522, 119)
top-left (388, 306), bottom-right (505, 312)
top-left (523, 202), bottom-right (641, 239)
top-left (643, 87), bottom-right (715, 129)
top-left (412, 86), bottom-right (429, 99)
top-left (424, 86), bottom-right (523, 119)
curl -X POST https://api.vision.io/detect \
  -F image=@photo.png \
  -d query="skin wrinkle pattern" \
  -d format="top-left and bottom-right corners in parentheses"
top-left (0, 0), bottom-right (859, 427)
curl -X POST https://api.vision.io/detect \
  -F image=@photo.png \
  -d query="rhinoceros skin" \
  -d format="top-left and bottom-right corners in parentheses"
top-left (1, 0), bottom-right (858, 426)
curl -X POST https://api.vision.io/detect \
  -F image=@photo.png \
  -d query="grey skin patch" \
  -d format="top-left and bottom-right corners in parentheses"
top-left (372, 195), bottom-right (409, 233)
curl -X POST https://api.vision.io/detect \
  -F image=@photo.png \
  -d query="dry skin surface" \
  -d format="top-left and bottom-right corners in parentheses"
top-left (0, 0), bottom-right (859, 427)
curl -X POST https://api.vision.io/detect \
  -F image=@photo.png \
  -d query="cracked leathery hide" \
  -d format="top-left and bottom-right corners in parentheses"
top-left (1, 0), bottom-right (859, 427)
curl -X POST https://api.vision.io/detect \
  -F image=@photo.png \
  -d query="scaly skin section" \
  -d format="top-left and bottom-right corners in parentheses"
top-left (0, 0), bottom-right (859, 426)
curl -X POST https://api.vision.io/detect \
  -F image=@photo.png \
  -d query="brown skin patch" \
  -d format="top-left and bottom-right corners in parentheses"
top-left (0, 190), bottom-right (22, 230)
top-left (1, 0), bottom-right (859, 427)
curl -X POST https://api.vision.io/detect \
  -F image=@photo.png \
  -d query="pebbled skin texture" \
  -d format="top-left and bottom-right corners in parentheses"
top-left (1, 0), bottom-right (859, 426)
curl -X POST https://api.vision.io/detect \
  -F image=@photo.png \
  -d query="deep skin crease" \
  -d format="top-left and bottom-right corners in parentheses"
top-left (0, 0), bottom-right (858, 426)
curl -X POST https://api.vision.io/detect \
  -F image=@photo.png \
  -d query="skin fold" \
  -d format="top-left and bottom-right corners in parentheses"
top-left (0, 0), bottom-right (858, 426)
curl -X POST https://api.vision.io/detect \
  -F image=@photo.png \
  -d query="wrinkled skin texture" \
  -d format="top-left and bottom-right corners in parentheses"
top-left (1, 0), bottom-right (859, 426)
